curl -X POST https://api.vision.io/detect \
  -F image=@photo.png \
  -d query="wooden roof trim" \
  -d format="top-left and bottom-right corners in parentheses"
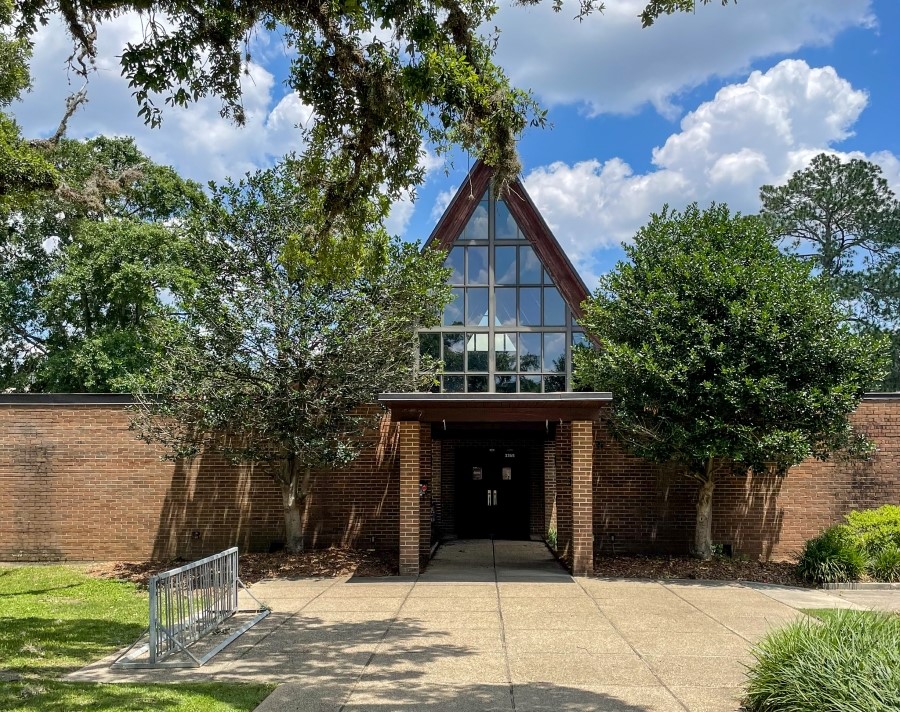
top-left (501, 178), bottom-right (591, 321)
top-left (424, 161), bottom-right (492, 252)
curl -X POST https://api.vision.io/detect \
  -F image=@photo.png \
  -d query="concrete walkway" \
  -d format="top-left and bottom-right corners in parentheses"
top-left (70, 540), bottom-right (898, 711)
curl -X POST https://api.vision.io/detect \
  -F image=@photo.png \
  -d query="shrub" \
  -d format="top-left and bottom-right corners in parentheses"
top-left (744, 609), bottom-right (900, 712)
top-left (870, 544), bottom-right (900, 583)
top-left (844, 505), bottom-right (900, 555)
top-left (796, 525), bottom-right (866, 583)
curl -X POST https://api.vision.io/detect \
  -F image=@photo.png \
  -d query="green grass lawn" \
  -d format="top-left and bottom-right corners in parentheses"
top-left (0, 566), bottom-right (274, 712)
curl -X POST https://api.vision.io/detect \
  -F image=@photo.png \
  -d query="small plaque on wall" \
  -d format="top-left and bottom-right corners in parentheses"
top-left (472, 466), bottom-right (482, 480)
top-left (502, 467), bottom-right (512, 480)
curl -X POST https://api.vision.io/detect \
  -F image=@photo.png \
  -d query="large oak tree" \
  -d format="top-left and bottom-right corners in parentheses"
top-left (12, 0), bottom-right (736, 233)
top-left (1, 135), bottom-right (207, 391)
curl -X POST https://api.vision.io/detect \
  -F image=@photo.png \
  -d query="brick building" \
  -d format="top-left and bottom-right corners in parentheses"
top-left (1, 162), bottom-right (898, 574)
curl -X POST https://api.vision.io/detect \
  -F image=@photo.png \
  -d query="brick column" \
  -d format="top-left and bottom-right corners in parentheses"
top-left (398, 421), bottom-right (421, 576)
top-left (570, 420), bottom-right (594, 576)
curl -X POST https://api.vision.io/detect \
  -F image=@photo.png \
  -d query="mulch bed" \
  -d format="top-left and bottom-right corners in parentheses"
top-left (88, 547), bottom-right (397, 588)
top-left (595, 554), bottom-right (810, 587)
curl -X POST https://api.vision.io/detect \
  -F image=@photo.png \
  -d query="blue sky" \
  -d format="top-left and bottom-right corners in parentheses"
top-left (13, 0), bottom-right (900, 288)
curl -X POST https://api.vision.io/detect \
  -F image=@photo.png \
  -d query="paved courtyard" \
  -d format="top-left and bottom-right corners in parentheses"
top-left (71, 540), bottom-right (893, 711)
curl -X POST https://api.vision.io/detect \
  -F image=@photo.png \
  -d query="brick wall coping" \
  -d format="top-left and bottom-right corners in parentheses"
top-left (0, 393), bottom-right (134, 405)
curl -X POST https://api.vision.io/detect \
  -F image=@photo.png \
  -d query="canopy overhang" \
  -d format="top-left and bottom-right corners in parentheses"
top-left (378, 392), bottom-right (612, 423)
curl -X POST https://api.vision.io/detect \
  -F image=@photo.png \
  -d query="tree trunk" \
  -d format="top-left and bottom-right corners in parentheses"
top-left (279, 458), bottom-right (312, 553)
top-left (692, 470), bottom-right (716, 560)
top-left (280, 479), bottom-right (305, 553)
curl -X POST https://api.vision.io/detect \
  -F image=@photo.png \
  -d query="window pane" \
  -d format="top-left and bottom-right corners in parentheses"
top-left (443, 288), bottom-right (464, 326)
top-left (544, 287), bottom-right (565, 326)
top-left (466, 288), bottom-right (489, 326)
top-left (495, 375), bottom-right (517, 393)
top-left (572, 331), bottom-right (588, 348)
top-left (544, 332), bottom-right (566, 372)
top-left (467, 246), bottom-right (488, 285)
top-left (543, 268), bottom-right (554, 286)
top-left (419, 332), bottom-right (439, 359)
top-left (495, 333), bottom-right (517, 372)
top-left (444, 375), bottom-right (464, 393)
top-left (462, 199), bottom-right (489, 240)
top-left (443, 332), bottom-right (464, 371)
top-left (467, 375), bottom-right (489, 393)
top-left (495, 246), bottom-right (517, 285)
top-left (495, 201), bottom-right (518, 240)
top-left (520, 375), bottom-right (541, 393)
top-left (519, 287), bottom-right (541, 326)
top-left (519, 333), bottom-right (541, 373)
top-left (519, 246), bottom-right (541, 283)
top-left (545, 375), bottom-right (566, 393)
top-left (444, 247), bottom-right (464, 284)
top-left (495, 287), bottom-right (517, 326)
top-left (467, 332), bottom-right (489, 371)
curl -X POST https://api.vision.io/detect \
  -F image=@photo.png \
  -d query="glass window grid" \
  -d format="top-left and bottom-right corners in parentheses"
top-left (426, 186), bottom-right (578, 393)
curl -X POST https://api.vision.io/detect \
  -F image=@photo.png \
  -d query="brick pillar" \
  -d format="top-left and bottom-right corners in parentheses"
top-left (570, 420), bottom-right (594, 576)
top-left (398, 421), bottom-right (421, 576)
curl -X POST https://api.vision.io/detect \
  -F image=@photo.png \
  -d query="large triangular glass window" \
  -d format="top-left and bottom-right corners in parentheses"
top-left (421, 185), bottom-right (584, 393)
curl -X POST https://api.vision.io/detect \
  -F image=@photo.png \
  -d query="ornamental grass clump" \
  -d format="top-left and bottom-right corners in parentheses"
top-left (744, 609), bottom-right (900, 712)
top-left (796, 525), bottom-right (866, 584)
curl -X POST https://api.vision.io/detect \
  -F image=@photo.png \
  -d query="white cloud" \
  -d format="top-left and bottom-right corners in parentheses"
top-left (430, 187), bottom-right (456, 222)
top-left (495, 0), bottom-right (874, 116)
top-left (520, 60), bottom-right (899, 283)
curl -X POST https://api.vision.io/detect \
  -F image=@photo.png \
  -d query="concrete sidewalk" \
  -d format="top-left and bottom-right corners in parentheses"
top-left (70, 540), bottom-right (898, 712)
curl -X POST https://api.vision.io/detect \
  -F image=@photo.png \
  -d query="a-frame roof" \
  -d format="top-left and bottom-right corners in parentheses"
top-left (425, 160), bottom-right (591, 320)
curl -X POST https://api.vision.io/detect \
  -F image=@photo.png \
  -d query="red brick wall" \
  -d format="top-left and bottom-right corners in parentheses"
top-left (2, 397), bottom-right (898, 564)
top-left (594, 398), bottom-right (900, 562)
top-left (0, 404), bottom-right (400, 561)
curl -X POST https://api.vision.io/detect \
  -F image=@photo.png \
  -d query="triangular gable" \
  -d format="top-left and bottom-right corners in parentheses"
top-left (425, 160), bottom-right (591, 320)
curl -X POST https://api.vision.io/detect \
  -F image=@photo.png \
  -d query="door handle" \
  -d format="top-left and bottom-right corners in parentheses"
top-left (487, 489), bottom-right (492, 506)
top-left (493, 489), bottom-right (497, 506)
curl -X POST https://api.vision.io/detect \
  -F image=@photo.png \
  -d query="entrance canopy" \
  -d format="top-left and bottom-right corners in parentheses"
top-left (378, 392), bottom-right (611, 423)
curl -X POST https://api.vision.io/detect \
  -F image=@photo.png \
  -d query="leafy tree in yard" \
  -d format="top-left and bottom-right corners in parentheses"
top-left (1, 136), bottom-right (208, 391)
top-left (129, 159), bottom-right (451, 552)
top-left (575, 203), bottom-right (888, 559)
top-left (760, 154), bottom-right (900, 391)
top-left (11, 0), bottom-right (736, 235)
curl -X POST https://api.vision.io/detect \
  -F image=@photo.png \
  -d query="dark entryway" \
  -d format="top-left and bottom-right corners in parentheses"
top-left (455, 446), bottom-right (531, 539)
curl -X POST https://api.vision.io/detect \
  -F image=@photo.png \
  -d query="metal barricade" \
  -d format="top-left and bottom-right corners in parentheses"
top-left (113, 547), bottom-right (269, 668)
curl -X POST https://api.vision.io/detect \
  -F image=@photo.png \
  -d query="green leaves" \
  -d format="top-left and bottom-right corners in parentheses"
top-left (576, 202), bottom-right (889, 479)
top-left (0, 136), bottom-right (207, 392)
top-left (130, 158), bottom-right (451, 482)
